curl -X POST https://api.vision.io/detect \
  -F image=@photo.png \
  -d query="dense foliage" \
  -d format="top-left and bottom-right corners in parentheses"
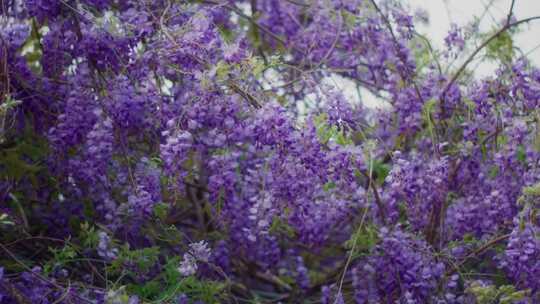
top-left (1, 0), bottom-right (539, 303)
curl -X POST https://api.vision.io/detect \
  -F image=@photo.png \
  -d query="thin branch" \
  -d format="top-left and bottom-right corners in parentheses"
top-left (479, 125), bottom-right (502, 147)
top-left (0, 279), bottom-right (32, 304)
top-left (477, 0), bottom-right (497, 26)
top-left (316, 10), bottom-right (343, 69)
top-left (201, 0), bottom-right (305, 54)
top-left (479, 0), bottom-right (500, 25)
top-left (0, 243), bottom-right (94, 304)
top-left (283, 0), bottom-right (310, 7)
top-left (360, 170), bottom-right (387, 225)
top-left (4, 235), bottom-right (108, 284)
top-left (254, 271), bottom-right (293, 291)
top-left (335, 206), bottom-right (370, 303)
top-left (441, 16), bottom-right (540, 106)
top-left (413, 31), bottom-right (443, 75)
top-left (506, 0), bottom-right (516, 26)
top-left (445, 233), bottom-right (511, 276)
top-left (368, 0), bottom-right (424, 103)
top-left (228, 80), bottom-right (262, 108)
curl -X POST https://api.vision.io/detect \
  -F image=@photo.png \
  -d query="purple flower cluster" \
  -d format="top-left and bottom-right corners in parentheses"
top-left (353, 228), bottom-right (445, 303)
top-left (178, 241), bottom-right (212, 277)
top-left (1, 0), bottom-right (540, 302)
top-left (97, 231), bottom-right (118, 261)
top-left (500, 195), bottom-right (540, 294)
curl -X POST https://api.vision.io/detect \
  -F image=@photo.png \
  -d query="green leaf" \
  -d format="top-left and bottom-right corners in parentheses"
top-left (422, 98), bottom-right (437, 144)
top-left (486, 30), bottom-right (514, 63)
top-left (313, 113), bottom-right (353, 146)
top-left (372, 159), bottom-right (390, 184)
top-left (215, 60), bottom-right (230, 81)
top-left (153, 202), bottom-right (169, 221)
top-left (488, 166), bottom-right (499, 178)
top-left (500, 289), bottom-right (529, 304)
top-left (218, 25), bottom-right (235, 43)
top-left (516, 145), bottom-right (527, 165)
top-left (523, 182), bottom-right (540, 196)
top-left (323, 181), bottom-right (336, 191)
top-left (269, 216), bottom-right (295, 238)
top-left (344, 224), bottom-right (378, 256)
top-left (0, 213), bottom-right (15, 226)
top-left (0, 96), bottom-right (22, 114)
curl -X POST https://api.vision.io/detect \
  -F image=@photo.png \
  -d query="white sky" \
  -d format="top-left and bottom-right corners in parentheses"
top-left (408, 0), bottom-right (540, 75)
top-left (341, 0), bottom-right (540, 108)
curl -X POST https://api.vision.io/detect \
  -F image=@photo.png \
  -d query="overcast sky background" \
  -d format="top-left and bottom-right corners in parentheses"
top-left (338, 0), bottom-right (540, 108)
top-left (408, 0), bottom-right (540, 74)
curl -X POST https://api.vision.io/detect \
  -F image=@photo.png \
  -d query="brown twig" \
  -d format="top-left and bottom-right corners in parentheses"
top-left (201, 0), bottom-right (304, 55)
top-left (254, 271), bottom-right (293, 291)
top-left (228, 80), bottom-right (262, 109)
top-left (360, 170), bottom-right (387, 224)
top-left (368, 0), bottom-right (424, 103)
top-left (445, 233), bottom-right (511, 276)
top-left (283, 0), bottom-right (310, 7)
top-left (0, 243), bottom-right (94, 303)
top-left (441, 15), bottom-right (540, 111)
top-left (506, 0), bottom-right (516, 26)
top-left (0, 279), bottom-right (33, 304)
top-left (4, 236), bottom-right (108, 285)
